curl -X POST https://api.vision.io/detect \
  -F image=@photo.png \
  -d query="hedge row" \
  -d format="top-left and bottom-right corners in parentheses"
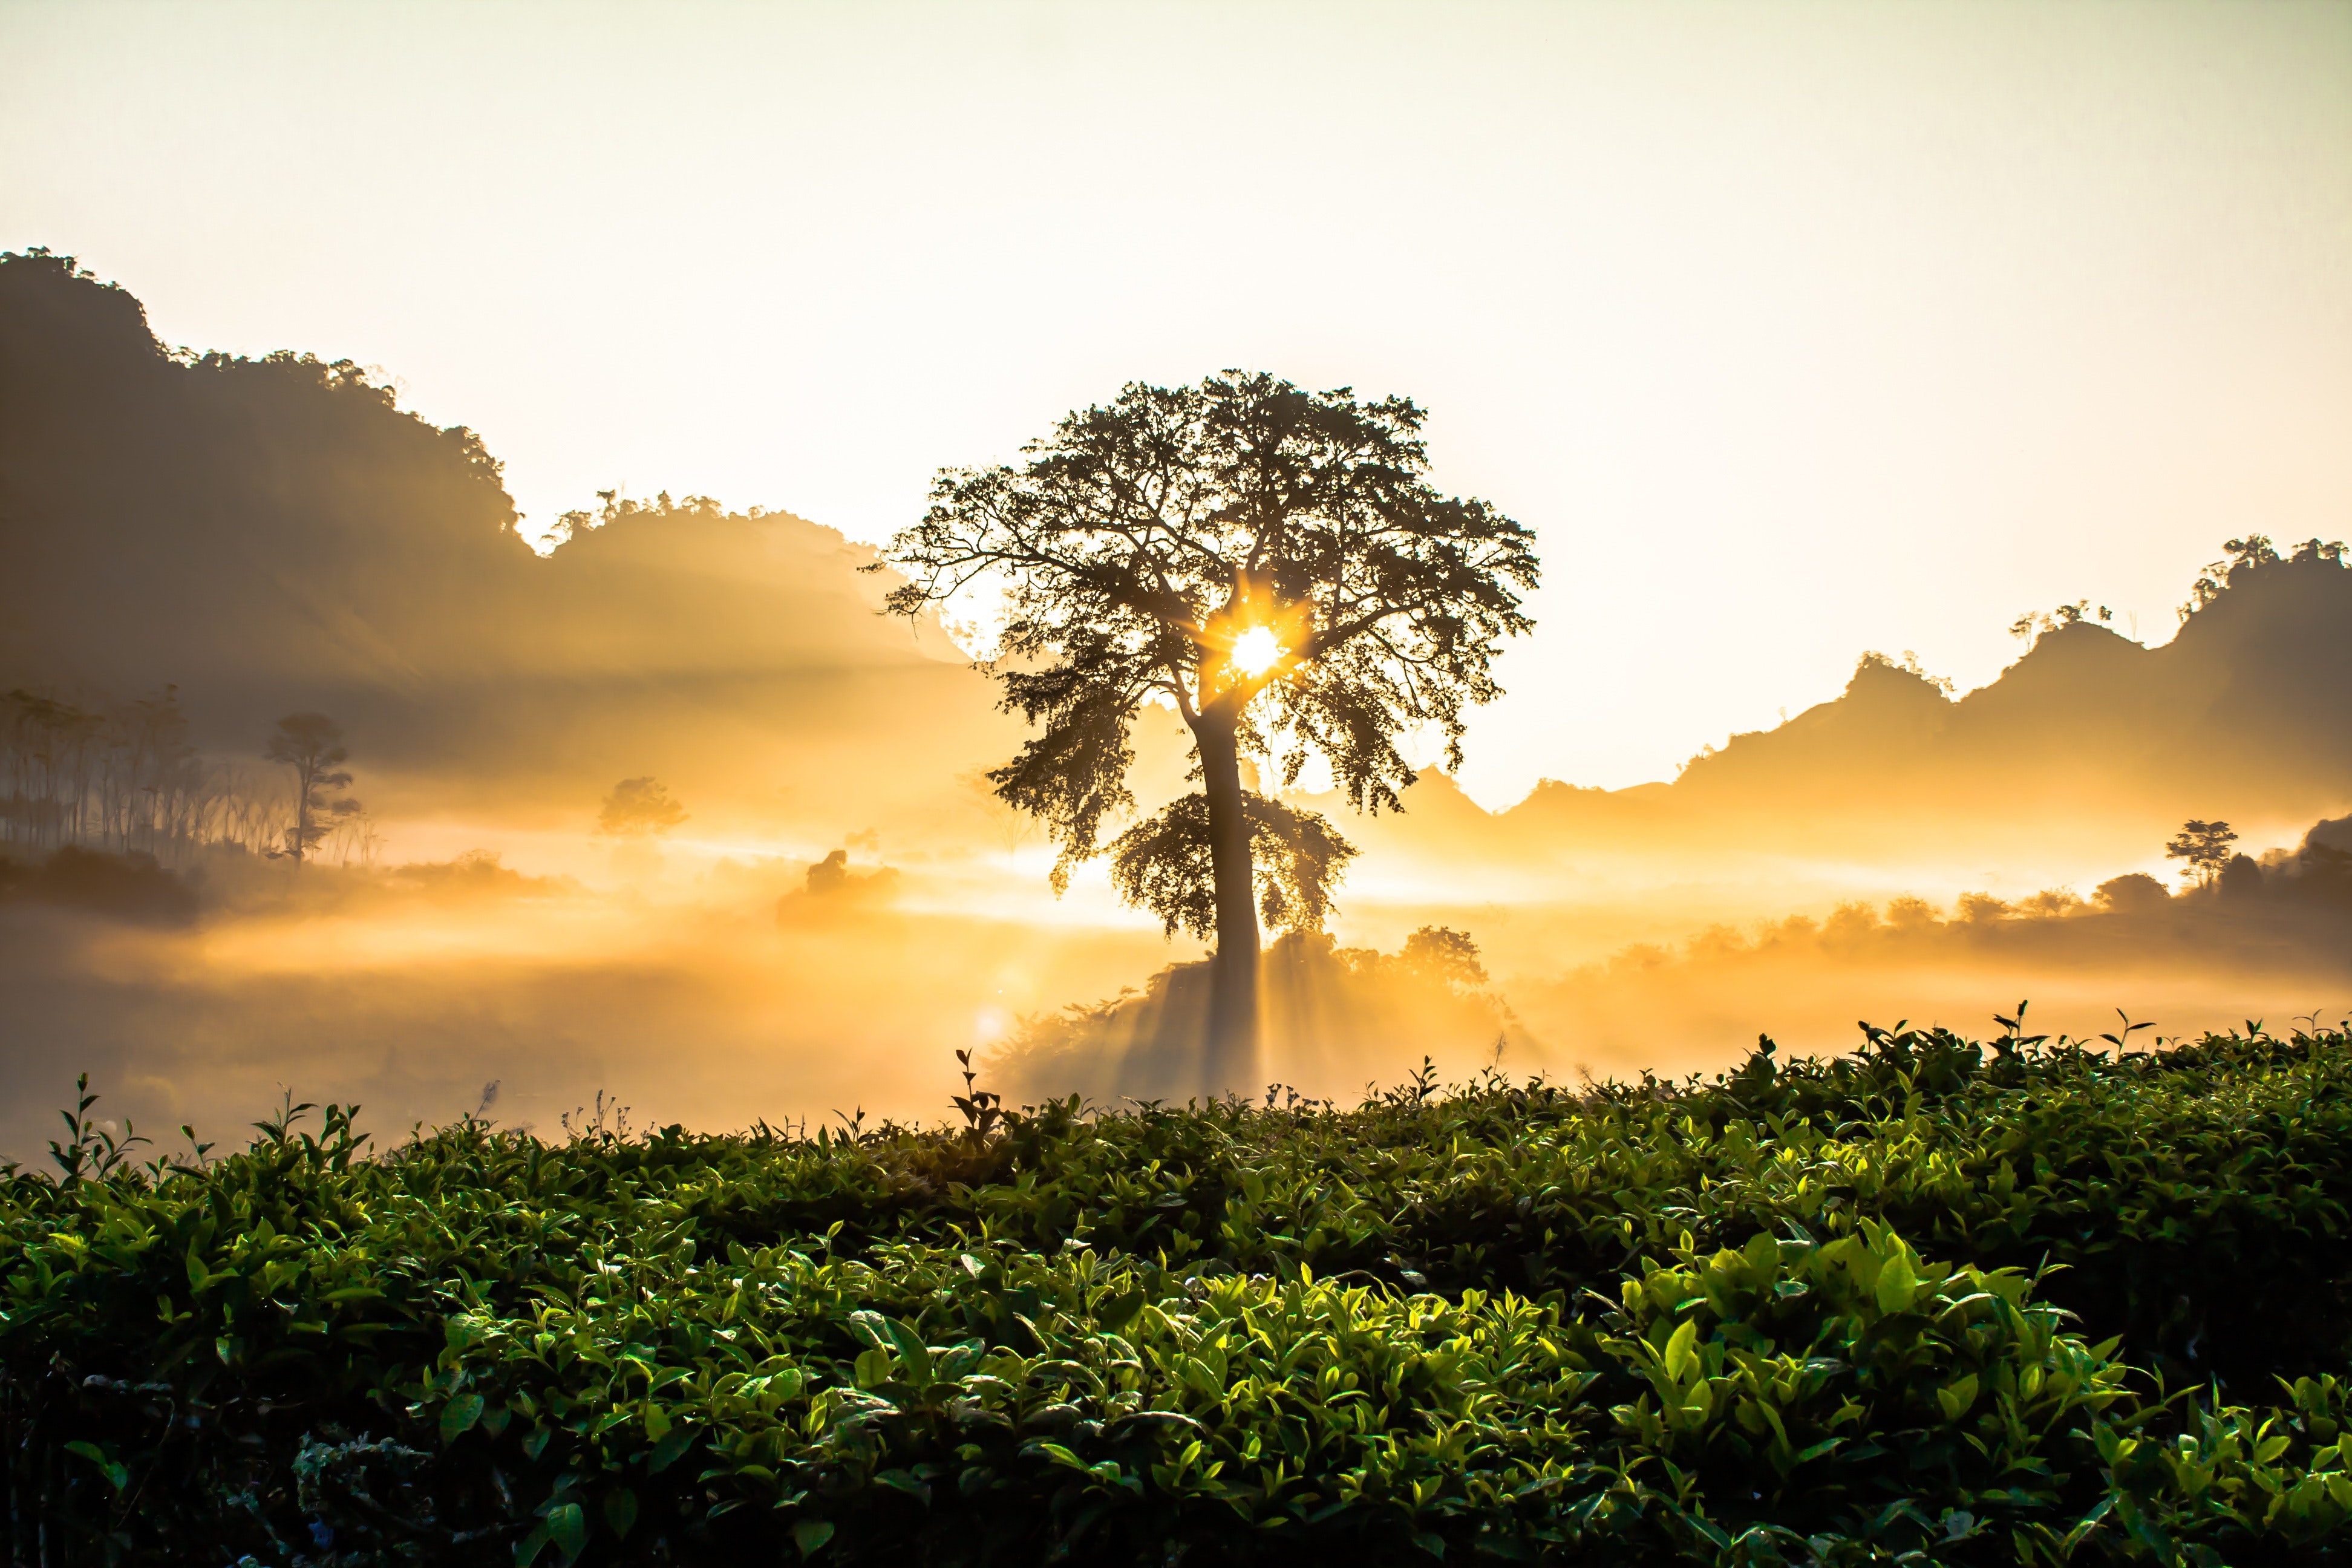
top-left (5, 1021), bottom-right (2349, 1564)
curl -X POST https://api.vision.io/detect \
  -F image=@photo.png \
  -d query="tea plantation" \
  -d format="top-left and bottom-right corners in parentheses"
top-left (6, 1021), bottom-right (2350, 1566)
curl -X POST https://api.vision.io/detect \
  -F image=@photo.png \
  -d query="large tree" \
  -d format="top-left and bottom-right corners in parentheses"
top-left (882, 372), bottom-right (1539, 1091)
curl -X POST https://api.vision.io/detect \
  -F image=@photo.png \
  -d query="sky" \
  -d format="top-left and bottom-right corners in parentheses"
top-left (4, 0), bottom-right (2347, 805)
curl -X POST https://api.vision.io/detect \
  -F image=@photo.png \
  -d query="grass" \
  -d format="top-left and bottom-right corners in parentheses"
top-left (5, 1018), bottom-right (2351, 1565)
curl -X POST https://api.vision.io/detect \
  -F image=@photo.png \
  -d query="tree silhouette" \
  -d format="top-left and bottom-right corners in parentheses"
top-left (264, 713), bottom-right (359, 867)
top-left (2166, 819), bottom-right (2239, 886)
top-left (1402, 925), bottom-right (1490, 990)
top-left (2181, 535), bottom-right (2288, 619)
top-left (881, 371), bottom-right (1539, 1089)
top-left (596, 776), bottom-right (688, 838)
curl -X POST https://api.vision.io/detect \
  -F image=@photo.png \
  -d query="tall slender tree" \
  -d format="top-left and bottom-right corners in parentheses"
top-left (882, 372), bottom-right (1539, 1091)
top-left (264, 712), bottom-right (359, 867)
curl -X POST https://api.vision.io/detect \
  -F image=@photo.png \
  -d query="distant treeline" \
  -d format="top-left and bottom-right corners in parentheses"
top-left (0, 685), bottom-right (371, 867)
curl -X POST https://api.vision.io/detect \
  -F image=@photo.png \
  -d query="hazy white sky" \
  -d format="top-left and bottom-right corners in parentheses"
top-left (5, 0), bottom-right (2347, 804)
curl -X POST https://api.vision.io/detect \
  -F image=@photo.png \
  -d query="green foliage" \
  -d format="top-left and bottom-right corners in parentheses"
top-left (6, 1022), bottom-right (2352, 1564)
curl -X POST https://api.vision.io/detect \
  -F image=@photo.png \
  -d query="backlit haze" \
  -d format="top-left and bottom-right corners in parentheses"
top-left (2, 1), bottom-right (2349, 1157)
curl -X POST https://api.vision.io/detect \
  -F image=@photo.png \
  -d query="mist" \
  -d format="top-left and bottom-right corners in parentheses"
top-left (3, 249), bottom-right (2350, 1163)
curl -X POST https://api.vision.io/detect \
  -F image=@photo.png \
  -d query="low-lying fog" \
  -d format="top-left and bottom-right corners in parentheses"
top-left (5, 803), bottom-right (2346, 1165)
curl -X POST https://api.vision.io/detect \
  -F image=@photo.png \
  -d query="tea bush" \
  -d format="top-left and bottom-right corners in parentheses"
top-left (5, 1021), bottom-right (2350, 1565)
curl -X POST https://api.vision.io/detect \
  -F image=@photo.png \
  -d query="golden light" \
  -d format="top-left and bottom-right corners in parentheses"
top-left (1229, 626), bottom-right (1284, 678)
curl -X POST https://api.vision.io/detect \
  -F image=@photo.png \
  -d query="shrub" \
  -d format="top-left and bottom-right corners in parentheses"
top-left (4, 1022), bottom-right (2350, 1564)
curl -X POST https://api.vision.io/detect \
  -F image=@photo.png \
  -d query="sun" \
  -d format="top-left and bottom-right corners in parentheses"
top-left (1229, 626), bottom-right (1284, 678)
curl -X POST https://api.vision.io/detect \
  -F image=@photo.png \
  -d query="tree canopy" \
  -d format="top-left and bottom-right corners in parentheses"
top-left (597, 776), bottom-right (688, 838)
top-left (2166, 819), bottom-right (2239, 885)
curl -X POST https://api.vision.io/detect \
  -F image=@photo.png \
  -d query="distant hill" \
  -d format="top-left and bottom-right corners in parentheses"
top-left (0, 250), bottom-right (1005, 832)
top-left (1302, 544), bottom-right (2351, 874)
top-left (1673, 549), bottom-right (2351, 815)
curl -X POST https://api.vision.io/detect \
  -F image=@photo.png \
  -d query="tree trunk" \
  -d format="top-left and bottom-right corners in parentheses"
top-left (293, 763), bottom-right (310, 867)
top-left (1195, 714), bottom-right (1260, 1097)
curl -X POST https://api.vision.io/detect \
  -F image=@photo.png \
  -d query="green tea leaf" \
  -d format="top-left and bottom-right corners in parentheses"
top-left (854, 1345), bottom-right (897, 1389)
top-left (545, 1502), bottom-right (586, 1563)
top-left (440, 1391), bottom-right (485, 1444)
top-left (1662, 1318), bottom-right (1699, 1384)
top-left (882, 1318), bottom-right (933, 1387)
top-left (647, 1423), bottom-right (695, 1473)
top-left (1875, 1252), bottom-right (1920, 1315)
top-left (65, 1440), bottom-right (128, 1492)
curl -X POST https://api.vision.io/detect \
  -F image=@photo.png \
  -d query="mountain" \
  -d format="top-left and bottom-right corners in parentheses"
top-left (1304, 546), bottom-right (2352, 879)
top-left (1675, 552), bottom-right (2351, 815)
top-left (0, 250), bottom-right (1005, 832)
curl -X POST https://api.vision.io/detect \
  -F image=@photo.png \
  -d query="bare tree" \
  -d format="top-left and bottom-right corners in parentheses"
top-left (881, 371), bottom-right (1538, 1091)
top-left (0, 684), bottom-right (305, 866)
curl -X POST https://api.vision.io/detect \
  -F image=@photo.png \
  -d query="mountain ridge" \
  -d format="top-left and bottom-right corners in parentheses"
top-left (0, 250), bottom-right (1006, 829)
top-left (1292, 549), bottom-right (2350, 871)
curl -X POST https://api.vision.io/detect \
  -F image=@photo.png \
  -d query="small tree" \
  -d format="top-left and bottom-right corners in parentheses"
top-left (597, 777), bottom-right (688, 838)
top-left (882, 371), bottom-right (1539, 1091)
top-left (1401, 925), bottom-right (1489, 990)
top-left (264, 713), bottom-right (359, 867)
top-left (2181, 535), bottom-right (2285, 619)
top-left (2166, 819), bottom-right (2239, 886)
top-left (2008, 601), bottom-right (2112, 640)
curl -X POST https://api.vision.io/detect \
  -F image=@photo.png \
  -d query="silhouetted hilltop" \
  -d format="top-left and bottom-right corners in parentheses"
top-left (1675, 552), bottom-right (2351, 812)
top-left (1296, 544), bottom-right (2349, 874)
top-left (0, 252), bottom-right (1003, 829)
top-left (0, 251), bottom-right (528, 701)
